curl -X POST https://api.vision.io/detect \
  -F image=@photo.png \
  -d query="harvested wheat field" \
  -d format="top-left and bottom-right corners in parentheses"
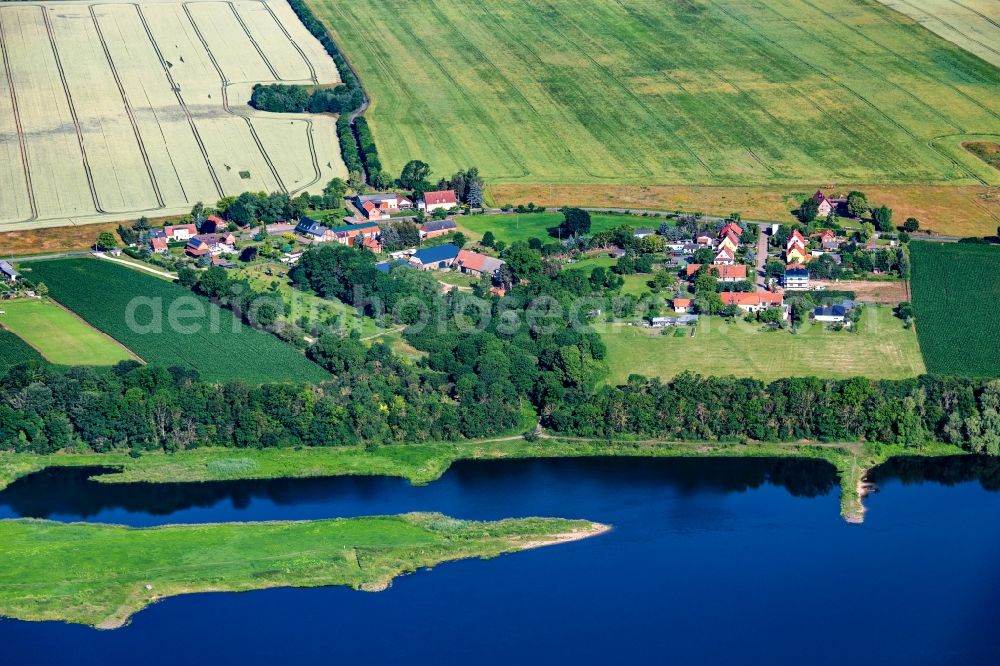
top-left (0, 0), bottom-right (346, 233)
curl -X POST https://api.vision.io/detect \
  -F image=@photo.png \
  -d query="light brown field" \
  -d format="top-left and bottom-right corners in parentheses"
top-left (0, 0), bottom-right (346, 234)
top-left (876, 0), bottom-right (1000, 69)
top-left (488, 183), bottom-right (1000, 238)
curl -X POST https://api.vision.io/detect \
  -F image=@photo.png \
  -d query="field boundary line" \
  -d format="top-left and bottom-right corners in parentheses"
top-left (93, 252), bottom-right (177, 281)
top-left (896, 0), bottom-right (1000, 61)
top-left (40, 5), bottom-right (104, 213)
top-left (0, 7), bottom-right (37, 223)
top-left (133, 2), bottom-right (224, 199)
top-left (88, 3), bottom-right (165, 210)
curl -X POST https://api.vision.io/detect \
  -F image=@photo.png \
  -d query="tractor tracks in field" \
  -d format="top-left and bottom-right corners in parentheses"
top-left (181, 1), bottom-right (287, 195)
top-left (40, 5), bottom-right (105, 214)
top-left (256, 0), bottom-right (317, 85)
top-left (89, 4), bottom-right (165, 210)
top-left (134, 2), bottom-right (224, 199)
top-left (0, 7), bottom-right (37, 224)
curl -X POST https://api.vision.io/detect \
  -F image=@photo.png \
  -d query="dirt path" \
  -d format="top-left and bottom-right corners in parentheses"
top-left (93, 252), bottom-right (176, 280)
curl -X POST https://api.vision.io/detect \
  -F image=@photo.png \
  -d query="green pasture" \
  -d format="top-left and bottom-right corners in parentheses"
top-left (0, 299), bottom-right (135, 366)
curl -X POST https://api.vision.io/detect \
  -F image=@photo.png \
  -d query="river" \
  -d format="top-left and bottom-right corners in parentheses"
top-left (1, 455), bottom-right (999, 664)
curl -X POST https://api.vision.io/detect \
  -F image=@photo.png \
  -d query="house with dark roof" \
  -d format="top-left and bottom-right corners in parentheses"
top-left (410, 244), bottom-right (460, 270)
top-left (295, 217), bottom-right (335, 242)
top-left (782, 267), bottom-right (809, 290)
top-left (814, 300), bottom-right (857, 323)
top-left (0, 261), bottom-right (19, 283)
top-left (418, 190), bottom-right (458, 213)
top-left (419, 218), bottom-right (457, 239)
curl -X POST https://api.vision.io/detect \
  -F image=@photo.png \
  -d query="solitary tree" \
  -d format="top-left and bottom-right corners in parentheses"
top-left (559, 208), bottom-right (592, 237)
top-left (481, 230), bottom-right (496, 248)
top-left (797, 197), bottom-right (819, 223)
top-left (872, 206), bottom-right (893, 232)
top-left (846, 191), bottom-right (869, 218)
top-left (467, 180), bottom-right (484, 207)
top-left (35, 282), bottom-right (48, 298)
top-left (452, 232), bottom-right (468, 249)
top-left (95, 231), bottom-right (118, 251)
top-left (399, 160), bottom-right (431, 190)
top-left (903, 217), bottom-right (920, 233)
top-left (323, 177), bottom-right (347, 201)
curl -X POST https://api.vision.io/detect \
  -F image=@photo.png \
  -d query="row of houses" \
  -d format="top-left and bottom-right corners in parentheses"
top-left (354, 189), bottom-right (459, 221)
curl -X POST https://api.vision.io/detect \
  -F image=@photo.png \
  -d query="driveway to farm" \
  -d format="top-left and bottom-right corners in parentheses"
top-left (755, 231), bottom-right (769, 289)
top-left (93, 253), bottom-right (177, 280)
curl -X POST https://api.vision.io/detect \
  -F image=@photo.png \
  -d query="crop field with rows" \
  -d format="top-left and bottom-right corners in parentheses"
top-left (0, 329), bottom-right (44, 374)
top-left (25, 258), bottom-right (329, 383)
top-left (909, 241), bottom-right (1000, 378)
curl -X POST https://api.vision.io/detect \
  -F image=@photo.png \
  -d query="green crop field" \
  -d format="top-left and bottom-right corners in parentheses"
top-left (909, 242), bottom-right (1000, 377)
top-left (25, 259), bottom-right (329, 383)
top-left (0, 299), bottom-right (135, 366)
top-left (599, 307), bottom-right (926, 384)
top-left (0, 329), bottom-right (44, 374)
top-left (312, 0), bottom-right (1000, 187)
top-left (458, 213), bottom-right (651, 244)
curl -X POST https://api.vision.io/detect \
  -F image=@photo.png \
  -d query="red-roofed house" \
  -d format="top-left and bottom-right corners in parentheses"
top-left (685, 263), bottom-right (747, 282)
top-left (720, 222), bottom-right (743, 238)
top-left (721, 291), bottom-right (784, 313)
top-left (164, 224), bottom-right (197, 241)
top-left (418, 189), bottom-right (458, 213)
top-left (205, 215), bottom-right (226, 231)
top-left (673, 297), bottom-right (692, 313)
top-left (150, 237), bottom-right (168, 253)
top-left (718, 232), bottom-right (740, 253)
top-left (362, 236), bottom-right (382, 253)
top-left (714, 247), bottom-right (736, 265)
top-left (360, 200), bottom-right (388, 221)
top-left (455, 249), bottom-right (505, 278)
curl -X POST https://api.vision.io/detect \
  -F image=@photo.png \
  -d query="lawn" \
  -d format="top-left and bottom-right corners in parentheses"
top-left (312, 0), bottom-right (1000, 187)
top-left (909, 241), bottom-right (1000, 377)
top-left (24, 259), bottom-right (329, 383)
top-left (458, 212), bottom-right (652, 244)
top-left (0, 299), bottom-right (136, 366)
top-left (599, 306), bottom-right (926, 384)
top-left (0, 514), bottom-right (602, 627)
top-left (0, 329), bottom-right (44, 374)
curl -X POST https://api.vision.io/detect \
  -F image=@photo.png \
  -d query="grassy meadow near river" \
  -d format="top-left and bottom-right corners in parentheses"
top-left (0, 513), bottom-right (606, 628)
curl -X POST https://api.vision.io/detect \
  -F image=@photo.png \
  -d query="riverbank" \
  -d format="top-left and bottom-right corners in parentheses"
top-left (0, 438), bottom-right (967, 521)
top-left (0, 513), bottom-right (606, 628)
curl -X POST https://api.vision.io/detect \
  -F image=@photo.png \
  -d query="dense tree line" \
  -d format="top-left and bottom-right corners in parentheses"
top-left (337, 116), bottom-right (363, 184)
top-left (354, 117), bottom-right (386, 188)
top-left (546, 373), bottom-right (1000, 454)
top-left (250, 83), bottom-right (363, 115)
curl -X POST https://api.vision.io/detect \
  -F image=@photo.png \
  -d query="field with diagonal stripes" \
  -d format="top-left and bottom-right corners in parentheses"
top-left (311, 0), bottom-right (1000, 190)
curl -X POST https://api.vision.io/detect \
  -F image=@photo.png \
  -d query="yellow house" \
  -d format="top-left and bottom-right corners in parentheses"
top-left (786, 244), bottom-right (809, 263)
top-left (718, 233), bottom-right (740, 253)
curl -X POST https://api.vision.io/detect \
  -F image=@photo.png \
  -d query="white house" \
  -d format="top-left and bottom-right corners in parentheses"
top-left (783, 267), bottom-right (809, 290)
top-left (163, 224), bottom-right (198, 241)
top-left (418, 189), bottom-right (458, 213)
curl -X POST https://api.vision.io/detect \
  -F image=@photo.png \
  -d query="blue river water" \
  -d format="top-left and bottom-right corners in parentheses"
top-left (1, 455), bottom-right (999, 665)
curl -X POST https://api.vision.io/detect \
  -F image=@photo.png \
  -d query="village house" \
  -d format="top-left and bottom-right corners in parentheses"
top-left (454, 249), bottom-right (505, 278)
top-left (720, 221), bottom-right (743, 238)
top-left (782, 267), bottom-right (810, 290)
top-left (786, 229), bottom-right (809, 264)
top-left (355, 192), bottom-right (413, 217)
top-left (419, 218), bottom-right (457, 239)
top-left (330, 221), bottom-right (380, 247)
top-left (685, 264), bottom-right (747, 283)
top-left (0, 261), bottom-right (19, 283)
top-left (418, 189), bottom-right (458, 213)
top-left (295, 217), bottom-right (335, 243)
top-left (358, 201), bottom-right (388, 221)
top-left (361, 236), bottom-right (383, 254)
top-left (409, 243), bottom-right (460, 270)
top-left (695, 233), bottom-right (714, 246)
top-left (672, 297), bottom-right (692, 313)
top-left (714, 247), bottom-right (736, 265)
top-left (665, 240), bottom-right (693, 252)
top-left (151, 236), bottom-right (168, 253)
top-left (813, 301), bottom-right (856, 323)
top-left (164, 224), bottom-right (197, 241)
top-left (811, 190), bottom-right (838, 218)
top-left (717, 232), bottom-right (740, 254)
top-left (186, 232), bottom-right (236, 258)
top-left (280, 251), bottom-right (304, 265)
top-left (633, 229), bottom-right (656, 239)
top-left (721, 291), bottom-right (784, 314)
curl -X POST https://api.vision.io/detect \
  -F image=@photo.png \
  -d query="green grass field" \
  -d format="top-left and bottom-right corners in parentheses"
top-left (24, 259), bottom-right (329, 383)
top-left (600, 307), bottom-right (926, 383)
top-left (458, 213), bottom-right (650, 244)
top-left (909, 241), bottom-right (1000, 377)
top-left (0, 299), bottom-right (135, 366)
top-left (0, 329), bottom-right (44, 374)
top-left (313, 0), bottom-right (1000, 187)
top-left (0, 514), bottom-right (602, 627)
